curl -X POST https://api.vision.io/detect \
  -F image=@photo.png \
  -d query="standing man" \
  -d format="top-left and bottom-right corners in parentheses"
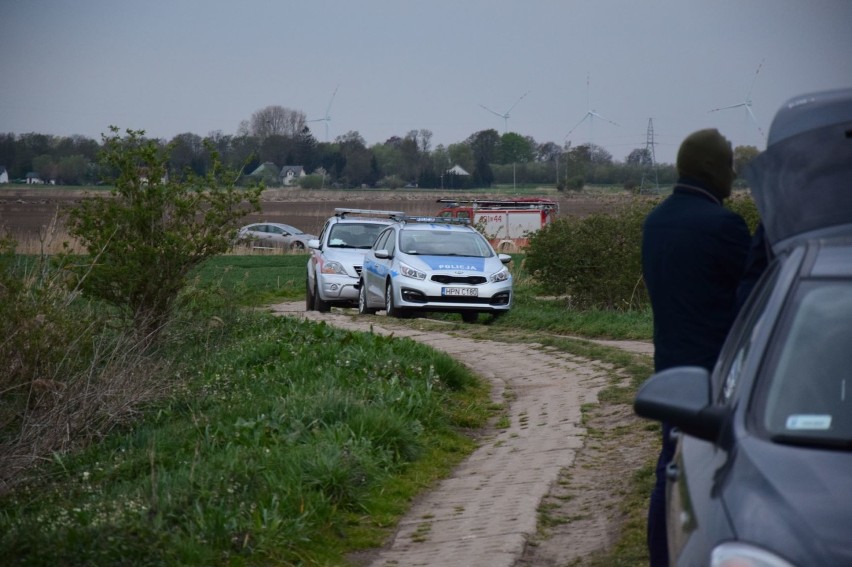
top-left (641, 128), bottom-right (751, 566)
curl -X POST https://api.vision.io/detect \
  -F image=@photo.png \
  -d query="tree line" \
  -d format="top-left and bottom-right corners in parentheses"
top-left (0, 104), bottom-right (760, 190)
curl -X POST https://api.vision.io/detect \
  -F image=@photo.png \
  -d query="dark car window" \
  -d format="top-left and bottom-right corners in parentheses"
top-left (714, 261), bottom-right (781, 405)
top-left (318, 220), bottom-right (331, 245)
top-left (328, 223), bottom-right (383, 248)
top-left (385, 229), bottom-right (396, 255)
top-left (760, 280), bottom-right (852, 445)
top-left (373, 229), bottom-right (391, 251)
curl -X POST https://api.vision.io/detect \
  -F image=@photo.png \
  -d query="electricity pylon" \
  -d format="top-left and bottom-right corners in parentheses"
top-left (639, 118), bottom-right (660, 193)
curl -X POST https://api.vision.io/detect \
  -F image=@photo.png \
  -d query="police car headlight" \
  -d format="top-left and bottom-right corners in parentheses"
top-left (399, 262), bottom-right (426, 280)
top-left (321, 261), bottom-right (347, 275)
top-left (490, 267), bottom-right (510, 283)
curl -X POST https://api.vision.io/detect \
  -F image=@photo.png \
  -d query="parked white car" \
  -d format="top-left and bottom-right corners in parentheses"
top-left (306, 208), bottom-right (404, 312)
top-left (359, 216), bottom-right (513, 323)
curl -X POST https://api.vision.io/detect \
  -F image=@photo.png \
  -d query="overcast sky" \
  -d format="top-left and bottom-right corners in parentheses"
top-left (2, 0), bottom-right (851, 164)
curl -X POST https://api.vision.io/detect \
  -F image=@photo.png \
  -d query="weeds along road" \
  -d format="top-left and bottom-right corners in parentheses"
top-left (269, 301), bottom-right (656, 567)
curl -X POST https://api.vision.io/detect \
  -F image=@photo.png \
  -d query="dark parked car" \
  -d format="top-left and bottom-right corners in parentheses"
top-left (634, 87), bottom-right (852, 567)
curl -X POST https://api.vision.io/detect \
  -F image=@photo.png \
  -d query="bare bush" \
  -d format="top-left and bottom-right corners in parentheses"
top-left (0, 333), bottom-right (170, 493)
top-left (0, 236), bottom-right (171, 493)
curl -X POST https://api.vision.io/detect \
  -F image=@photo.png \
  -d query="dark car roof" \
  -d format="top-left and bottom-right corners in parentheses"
top-left (744, 87), bottom-right (852, 252)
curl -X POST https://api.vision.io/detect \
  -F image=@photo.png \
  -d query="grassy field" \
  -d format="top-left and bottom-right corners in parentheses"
top-left (0, 253), bottom-right (654, 565)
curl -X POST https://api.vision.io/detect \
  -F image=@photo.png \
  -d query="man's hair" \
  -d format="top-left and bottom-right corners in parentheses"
top-left (676, 129), bottom-right (733, 179)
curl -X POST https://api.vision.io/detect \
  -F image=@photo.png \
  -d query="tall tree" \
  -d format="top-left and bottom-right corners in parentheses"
top-left (466, 129), bottom-right (500, 167)
top-left (626, 148), bottom-right (653, 167)
top-left (498, 132), bottom-right (535, 165)
top-left (169, 132), bottom-right (205, 176)
top-left (733, 145), bottom-right (760, 177)
top-left (249, 106), bottom-right (307, 139)
top-left (337, 131), bottom-right (371, 186)
top-left (259, 134), bottom-right (297, 167)
top-left (536, 141), bottom-right (562, 163)
top-left (56, 155), bottom-right (90, 185)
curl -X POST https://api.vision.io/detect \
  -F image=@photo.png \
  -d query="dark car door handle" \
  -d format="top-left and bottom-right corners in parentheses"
top-left (666, 461), bottom-right (680, 482)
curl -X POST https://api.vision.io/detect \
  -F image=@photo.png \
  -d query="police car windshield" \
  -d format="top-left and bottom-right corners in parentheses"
top-left (399, 229), bottom-right (491, 257)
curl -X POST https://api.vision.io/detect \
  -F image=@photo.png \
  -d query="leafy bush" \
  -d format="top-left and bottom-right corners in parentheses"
top-left (298, 173), bottom-right (326, 189)
top-left (64, 127), bottom-right (263, 337)
top-left (524, 198), bottom-right (657, 310)
top-left (525, 192), bottom-right (761, 311)
top-left (727, 191), bottom-right (761, 232)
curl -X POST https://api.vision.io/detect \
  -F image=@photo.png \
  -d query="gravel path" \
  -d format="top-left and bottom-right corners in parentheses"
top-left (269, 301), bottom-right (654, 567)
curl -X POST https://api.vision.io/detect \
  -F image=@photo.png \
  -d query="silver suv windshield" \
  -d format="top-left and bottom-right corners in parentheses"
top-left (762, 281), bottom-right (852, 447)
top-left (327, 223), bottom-right (386, 249)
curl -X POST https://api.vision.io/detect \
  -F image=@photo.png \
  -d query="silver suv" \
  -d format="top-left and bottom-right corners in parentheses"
top-left (306, 208), bottom-right (404, 312)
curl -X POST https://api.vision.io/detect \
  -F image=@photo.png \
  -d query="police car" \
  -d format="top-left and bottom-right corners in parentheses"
top-left (358, 216), bottom-right (513, 323)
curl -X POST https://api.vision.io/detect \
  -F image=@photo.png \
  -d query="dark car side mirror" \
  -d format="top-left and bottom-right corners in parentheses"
top-left (634, 366), bottom-right (728, 442)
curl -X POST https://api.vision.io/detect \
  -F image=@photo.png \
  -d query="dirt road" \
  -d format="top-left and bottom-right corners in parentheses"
top-left (269, 301), bottom-right (655, 567)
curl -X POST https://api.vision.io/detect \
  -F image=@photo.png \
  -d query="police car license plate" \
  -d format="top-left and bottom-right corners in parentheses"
top-left (442, 287), bottom-right (478, 297)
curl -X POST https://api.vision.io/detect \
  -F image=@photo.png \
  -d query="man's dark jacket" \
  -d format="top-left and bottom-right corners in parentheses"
top-left (642, 179), bottom-right (751, 372)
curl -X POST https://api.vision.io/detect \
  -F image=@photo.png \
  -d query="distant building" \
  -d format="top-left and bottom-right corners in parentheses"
top-left (248, 162), bottom-right (281, 185)
top-left (446, 164), bottom-right (470, 176)
top-left (0, 166), bottom-right (8, 184)
top-left (26, 172), bottom-right (44, 184)
top-left (279, 165), bottom-right (306, 186)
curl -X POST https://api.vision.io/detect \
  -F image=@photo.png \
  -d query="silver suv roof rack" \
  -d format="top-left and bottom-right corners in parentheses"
top-left (334, 208), bottom-right (406, 219)
top-left (397, 215), bottom-right (471, 225)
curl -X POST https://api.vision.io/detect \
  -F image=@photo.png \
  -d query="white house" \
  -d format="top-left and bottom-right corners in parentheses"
top-left (26, 172), bottom-right (44, 184)
top-left (279, 166), bottom-right (306, 187)
top-left (0, 166), bottom-right (8, 184)
top-left (446, 164), bottom-right (470, 176)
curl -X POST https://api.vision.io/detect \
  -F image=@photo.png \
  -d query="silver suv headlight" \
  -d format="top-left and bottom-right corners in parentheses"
top-left (399, 262), bottom-right (426, 280)
top-left (490, 266), bottom-right (510, 283)
top-left (321, 260), bottom-right (347, 275)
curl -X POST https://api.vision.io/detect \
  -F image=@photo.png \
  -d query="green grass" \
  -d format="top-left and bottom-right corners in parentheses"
top-left (0, 308), bottom-right (493, 565)
top-left (188, 253), bottom-right (310, 305)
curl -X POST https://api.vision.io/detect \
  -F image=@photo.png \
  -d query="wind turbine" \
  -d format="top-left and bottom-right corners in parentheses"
top-left (479, 92), bottom-right (529, 133)
top-left (308, 85), bottom-right (339, 142)
top-left (709, 59), bottom-right (766, 143)
top-left (564, 74), bottom-right (619, 148)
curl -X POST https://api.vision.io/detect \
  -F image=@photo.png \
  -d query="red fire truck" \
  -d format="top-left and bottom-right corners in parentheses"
top-left (435, 197), bottom-right (559, 251)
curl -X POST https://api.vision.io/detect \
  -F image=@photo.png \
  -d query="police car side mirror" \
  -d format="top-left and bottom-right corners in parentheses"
top-left (498, 253), bottom-right (512, 264)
